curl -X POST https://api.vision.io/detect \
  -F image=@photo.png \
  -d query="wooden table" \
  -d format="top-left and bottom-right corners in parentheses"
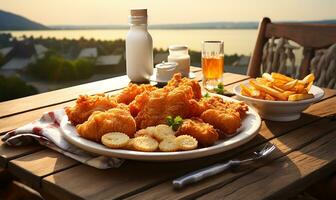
top-left (1, 66), bottom-right (336, 200)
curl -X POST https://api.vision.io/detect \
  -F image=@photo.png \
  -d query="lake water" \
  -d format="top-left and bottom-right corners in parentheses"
top-left (2, 29), bottom-right (258, 55)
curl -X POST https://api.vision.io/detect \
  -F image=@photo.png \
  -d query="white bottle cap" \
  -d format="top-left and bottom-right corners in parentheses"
top-left (129, 8), bottom-right (148, 24)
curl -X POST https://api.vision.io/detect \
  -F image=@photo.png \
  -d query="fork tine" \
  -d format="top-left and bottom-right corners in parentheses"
top-left (263, 145), bottom-right (276, 155)
top-left (260, 143), bottom-right (270, 153)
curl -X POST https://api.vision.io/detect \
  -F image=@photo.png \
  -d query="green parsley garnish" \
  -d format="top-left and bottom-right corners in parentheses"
top-left (213, 83), bottom-right (235, 96)
top-left (166, 116), bottom-right (183, 131)
top-left (214, 83), bottom-right (225, 94)
top-left (203, 92), bottom-right (210, 98)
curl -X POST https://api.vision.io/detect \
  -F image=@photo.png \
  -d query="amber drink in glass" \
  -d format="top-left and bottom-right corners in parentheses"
top-left (202, 41), bottom-right (224, 90)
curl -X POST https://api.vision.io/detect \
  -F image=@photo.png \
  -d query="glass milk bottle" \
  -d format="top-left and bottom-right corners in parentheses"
top-left (168, 45), bottom-right (190, 77)
top-left (126, 9), bottom-right (153, 82)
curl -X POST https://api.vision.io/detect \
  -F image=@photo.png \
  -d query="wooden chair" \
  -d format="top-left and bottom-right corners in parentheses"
top-left (247, 17), bottom-right (336, 88)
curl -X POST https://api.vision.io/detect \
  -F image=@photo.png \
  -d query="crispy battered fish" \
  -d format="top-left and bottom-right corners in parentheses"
top-left (116, 83), bottom-right (157, 105)
top-left (164, 73), bottom-right (202, 100)
top-left (198, 96), bottom-right (248, 136)
top-left (177, 118), bottom-right (219, 146)
top-left (200, 109), bottom-right (241, 136)
top-left (76, 108), bottom-right (136, 142)
top-left (65, 94), bottom-right (118, 126)
top-left (202, 96), bottom-right (248, 118)
top-left (135, 86), bottom-right (203, 129)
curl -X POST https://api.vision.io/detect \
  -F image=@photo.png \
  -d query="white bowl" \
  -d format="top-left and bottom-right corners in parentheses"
top-left (233, 81), bottom-right (325, 121)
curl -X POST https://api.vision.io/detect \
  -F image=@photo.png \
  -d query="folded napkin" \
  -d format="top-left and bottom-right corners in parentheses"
top-left (1, 109), bottom-right (124, 169)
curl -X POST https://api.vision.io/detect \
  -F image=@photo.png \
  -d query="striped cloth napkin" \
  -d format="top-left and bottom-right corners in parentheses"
top-left (1, 109), bottom-right (124, 169)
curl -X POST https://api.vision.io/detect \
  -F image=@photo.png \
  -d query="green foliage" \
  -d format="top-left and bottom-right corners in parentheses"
top-left (166, 115), bottom-right (183, 131)
top-left (0, 53), bottom-right (5, 67)
top-left (27, 51), bottom-right (94, 81)
top-left (0, 75), bottom-right (38, 102)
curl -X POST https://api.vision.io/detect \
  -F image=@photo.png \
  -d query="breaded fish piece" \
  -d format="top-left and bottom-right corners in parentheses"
top-left (177, 118), bottom-right (219, 146)
top-left (201, 96), bottom-right (248, 118)
top-left (76, 108), bottom-right (136, 142)
top-left (65, 94), bottom-right (118, 126)
top-left (164, 73), bottom-right (202, 100)
top-left (200, 109), bottom-right (241, 136)
top-left (135, 86), bottom-right (203, 129)
top-left (116, 83), bottom-right (157, 105)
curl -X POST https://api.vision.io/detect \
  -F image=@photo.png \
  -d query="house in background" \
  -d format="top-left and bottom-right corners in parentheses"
top-left (77, 47), bottom-right (97, 58)
top-left (0, 41), bottom-right (48, 77)
top-left (95, 54), bottom-right (124, 74)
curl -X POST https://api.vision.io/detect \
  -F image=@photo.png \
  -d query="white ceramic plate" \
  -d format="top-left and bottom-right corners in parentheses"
top-left (61, 95), bottom-right (261, 161)
top-left (233, 82), bottom-right (324, 121)
top-left (149, 69), bottom-right (196, 83)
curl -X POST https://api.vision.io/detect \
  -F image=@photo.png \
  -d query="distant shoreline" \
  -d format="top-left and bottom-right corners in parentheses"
top-left (0, 27), bottom-right (258, 31)
top-left (1, 19), bottom-right (335, 31)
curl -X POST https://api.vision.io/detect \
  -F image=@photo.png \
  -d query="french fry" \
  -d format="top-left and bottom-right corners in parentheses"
top-left (271, 72), bottom-right (294, 82)
top-left (292, 83), bottom-right (305, 93)
top-left (265, 93), bottom-right (276, 101)
top-left (282, 80), bottom-right (298, 90)
top-left (272, 79), bottom-right (288, 88)
top-left (288, 94), bottom-right (314, 101)
top-left (273, 85), bottom-right (285, 92)
top-left (240, 84), bottom-right (253, 96)
top-left (283, 91), bottom-right (296, 96)
top-left (301, 74), bottom-right (315, 85)
top-left (305, 81), bottom-right (313, 92)
top-left (249, 80), bottom-right (288, 101)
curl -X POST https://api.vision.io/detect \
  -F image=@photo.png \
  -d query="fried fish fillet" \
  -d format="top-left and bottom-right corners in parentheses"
top-left (135, 86), bottom-right (203, 129)
top-left (198, 96), bottom-right (248, 136)
top-left (200, 109), bottom-right (241, 136)
top-left (76, 108), bottom-right (136, 142)
top-left (129, 91), bottom-right (151, 117)
top-left (201, 96), bottom-right (248, 118)
top-left (164, 73), bottom-right (202, 100)
top-left (116, 83), bottom-right (157, 105)
top-left (177, 118), bottom-right (219, 146)
top-left (65, 94), bottom-right (118, 126)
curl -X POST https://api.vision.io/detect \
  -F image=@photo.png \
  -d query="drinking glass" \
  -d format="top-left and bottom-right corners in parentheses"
top-left (201, 41), bottom-right (224, 90)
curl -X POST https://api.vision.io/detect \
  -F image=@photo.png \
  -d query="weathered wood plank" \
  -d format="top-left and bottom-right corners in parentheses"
top-left (198, 129), bottom-right (336, 200)
top-left (40, 97), bottom-right (336, 200)
top-left (0, 139), bottom-right (44, 168)
top-left (0, 67), bottom-right (202, 119)
top-left (8, 149), bottom-right (78, 189)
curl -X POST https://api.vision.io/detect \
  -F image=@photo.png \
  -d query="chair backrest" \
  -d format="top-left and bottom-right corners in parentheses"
top-left (247, 17), bottom-right (336, 81)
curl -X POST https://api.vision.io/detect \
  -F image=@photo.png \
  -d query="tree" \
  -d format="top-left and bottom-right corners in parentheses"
top-left (0, 75), bottom-right (38, 102)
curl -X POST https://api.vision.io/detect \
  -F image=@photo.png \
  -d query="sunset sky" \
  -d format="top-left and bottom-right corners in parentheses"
top-left (1, 0), bottom-right (335, 25)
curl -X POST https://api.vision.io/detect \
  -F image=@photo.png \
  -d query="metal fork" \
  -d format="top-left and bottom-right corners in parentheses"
top-left (172, 143), bottom-right (276, 189)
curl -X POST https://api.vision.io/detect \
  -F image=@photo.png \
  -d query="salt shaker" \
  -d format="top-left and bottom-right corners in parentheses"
top-left (167, 45), bottom-right (190, 77)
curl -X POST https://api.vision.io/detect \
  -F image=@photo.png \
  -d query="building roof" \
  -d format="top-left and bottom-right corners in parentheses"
top-left (78, 48), bottom-right (98, 58)
top-left (0, 47), bottom-right (13, 57)
top-left (34, 44), bottom-right (48, 58)
top-left (1, 56), bottom-right (36, 70)
top-left (96, 54), bottom-right (122, 66)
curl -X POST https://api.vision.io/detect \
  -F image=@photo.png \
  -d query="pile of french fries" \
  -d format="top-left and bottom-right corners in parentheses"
top-left (240, 73), bottom-right (315, 101)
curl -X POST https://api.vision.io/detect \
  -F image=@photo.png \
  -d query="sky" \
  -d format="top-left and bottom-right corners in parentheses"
top-left (1, 0), bottom-right (335, 25)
